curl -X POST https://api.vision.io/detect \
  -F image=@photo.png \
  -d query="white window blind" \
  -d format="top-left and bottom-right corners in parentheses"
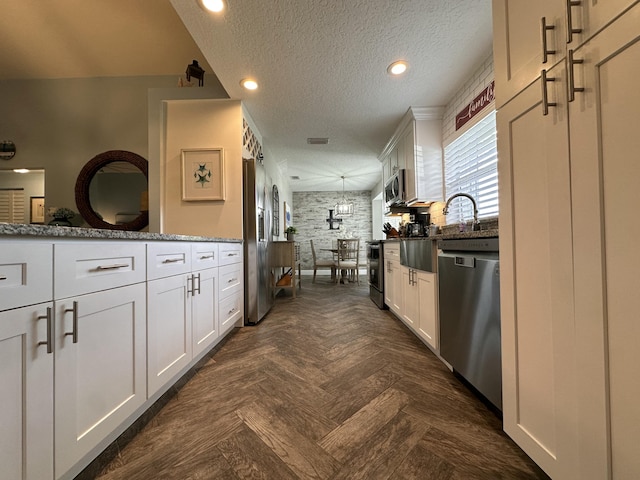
top-left (444, 110), bottom-right (498, 223)
top-left (0, 189), bottom-right (25, 223)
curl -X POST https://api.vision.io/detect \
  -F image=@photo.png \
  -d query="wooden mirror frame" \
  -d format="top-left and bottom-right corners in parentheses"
top-left (75, 150), bottom-right (149, 231)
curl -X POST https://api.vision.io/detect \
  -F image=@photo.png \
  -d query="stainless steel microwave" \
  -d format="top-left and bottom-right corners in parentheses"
top-left (384, 169), bottom-right (405, 207)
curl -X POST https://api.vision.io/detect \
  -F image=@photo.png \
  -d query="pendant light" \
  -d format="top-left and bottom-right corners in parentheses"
top-left (334, 176), bottom-right (354, 216)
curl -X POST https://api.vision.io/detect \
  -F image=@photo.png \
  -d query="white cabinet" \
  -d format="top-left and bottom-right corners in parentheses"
top-left (380, 108), bottom-right (444, 205)
top-left (146, 242), bottom-right (193, 397)
top-left (53, 242), bottom-right (147, 479)
top-left (401, 266), bottom-right (418, 328)
top-left (0, 242), bottom-right (53, 311)
top-left (383, 242), bottom-right (402, 315)
top-left (495, 3), bottom-right (640, 478)
top-left (492, 0), bottom-right (636, 108)
top-left (416, 271), bottom-right (438, 350)
top-left (191, 243), bottom-right (220, 358)
top-left (0, 303), bottom-right (54, 480)
top-left (218, 242), bottom-right (243, 334)
top-left (400, 266), bottom-right (438, 351)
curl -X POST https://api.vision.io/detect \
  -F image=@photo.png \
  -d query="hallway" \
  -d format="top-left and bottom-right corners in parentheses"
top-left (89, 276), bottom-right (548, 480)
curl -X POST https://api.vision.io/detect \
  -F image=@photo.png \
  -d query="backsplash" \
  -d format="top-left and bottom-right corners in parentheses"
top-left (292, 190), bottom-right (372, 270)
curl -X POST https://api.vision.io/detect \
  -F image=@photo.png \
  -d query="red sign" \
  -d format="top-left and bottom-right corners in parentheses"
top-left (455, 80), bottom-right (495, 131)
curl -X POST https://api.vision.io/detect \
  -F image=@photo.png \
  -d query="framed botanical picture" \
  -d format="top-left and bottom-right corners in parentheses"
top-left (30, 196), bottom-right (45, 224)
top-left (284, 201), bottom-right (291, 231)
top-left (181, 148), bottom-right (225, 201)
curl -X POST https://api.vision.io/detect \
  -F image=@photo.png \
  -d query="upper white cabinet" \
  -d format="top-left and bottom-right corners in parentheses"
top-left (495, 2), bottom-right (640, 478)
top-left (380, 107), bottom-right (444, 205)
top-left (493, 0), bottom-right (637, 109)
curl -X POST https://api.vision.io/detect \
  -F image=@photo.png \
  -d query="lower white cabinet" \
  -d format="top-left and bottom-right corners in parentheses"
top-left (54, 283), bottom-right (146, 478)
top-left (192, 267), bottom-right (219, 357)
top-left (401, 266), bottom-right (439, 350)
top-left (383, 243), bottom-right (402, 315)
top-left (0, 303), bottom-right (54, 480)
top-left (218, 261), bottom-right (243, 335)
top-left (416, 271), bottom-right (438, 350)
top-left (147, 274), bottom-right (193, 397)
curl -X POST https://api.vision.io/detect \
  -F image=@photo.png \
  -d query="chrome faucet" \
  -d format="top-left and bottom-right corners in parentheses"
top-left (443, 193), bottom-right (479, 231)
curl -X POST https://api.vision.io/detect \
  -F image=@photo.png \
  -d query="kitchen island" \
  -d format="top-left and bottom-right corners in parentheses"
top-left (0, 224), bottom-right (243, 480)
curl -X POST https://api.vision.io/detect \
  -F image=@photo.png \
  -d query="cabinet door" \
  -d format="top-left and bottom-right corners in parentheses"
top-left (55, 284), bottom-right (146, 478)
top-left (0, 304), bottom-right (53, 480)
top-left (568, 0), bottom-right (638, 49)
top-left (569, 8), bottom-right (640, 477)
top-left (147, 274), bottom-right (192, 397)
top-left (492, 0), bottom-right (566, 108)
top-left (191, 267), bottom-right (218, 358)
top-left (0, 242), bottom-right (52, 311)
top-left (497, 61), bottom-right (578, 478)
top-left (401, 267), bottom-right (418, 328)
top-left (401, 126), bottom-right (417, 204)
top-left (417, 272), bottom-right (438, 350)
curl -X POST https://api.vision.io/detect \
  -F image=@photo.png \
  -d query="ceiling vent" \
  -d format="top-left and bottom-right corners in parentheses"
top-left (290, 175), bottom-right (300, 180)
top-left (307, 137), bottom-right (329, 145)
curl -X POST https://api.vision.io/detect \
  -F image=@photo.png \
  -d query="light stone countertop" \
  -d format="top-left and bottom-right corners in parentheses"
top-left (0, 223), bottom-right (242, 243)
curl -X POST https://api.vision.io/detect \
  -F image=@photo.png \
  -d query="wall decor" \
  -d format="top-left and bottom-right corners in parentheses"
top-left (181, 148), bottom-right (225, 201)
top-left (30, 196), bottom-right (45, 224)
top-left (284, 201), bottom-right (292, 231)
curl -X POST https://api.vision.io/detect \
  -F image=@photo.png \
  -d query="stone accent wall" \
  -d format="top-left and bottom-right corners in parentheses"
top-left (292, 190), bottom-right (372, 272)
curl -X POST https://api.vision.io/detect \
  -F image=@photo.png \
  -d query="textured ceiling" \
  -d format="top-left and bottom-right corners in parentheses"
top-left (171, 0), bottom-right (493, 192)
top-left (0, 1), bottom-right (493, 193)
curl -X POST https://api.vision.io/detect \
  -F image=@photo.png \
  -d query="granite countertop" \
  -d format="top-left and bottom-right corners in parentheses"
top-left (383, 217), bottom-right (499, 242)
top-left (0, 223), bottom-right (242, 243)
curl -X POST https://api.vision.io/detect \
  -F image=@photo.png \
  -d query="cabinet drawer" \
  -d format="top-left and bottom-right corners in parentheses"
top-left (0, 242), bottom-right (53, 311)
top-left (219, 263), bottom-right (243, 299)
top-left (191, 242), bottom-right (219, 271)
top-left (384, 242), bottom-right (400, 259)
top-left (219, 291), bottom-right (242, 333)
top-left (54, 242), bottom-right (145, 299)
top-left (146, 242), bottom-right (191, 281)
top-left (218, 242), bottom-right (243, 266)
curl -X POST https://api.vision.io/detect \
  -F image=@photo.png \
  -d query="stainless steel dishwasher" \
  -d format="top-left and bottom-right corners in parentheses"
top-left (438, 237), bottom-right (501, 411)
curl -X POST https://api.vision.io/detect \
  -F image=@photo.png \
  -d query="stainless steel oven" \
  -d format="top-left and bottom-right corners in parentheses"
top-left (367, 241), bottom-right (384, 308)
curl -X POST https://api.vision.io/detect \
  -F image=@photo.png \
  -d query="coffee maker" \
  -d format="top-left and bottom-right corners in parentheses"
top-left (406, 212), bottom-right (430, 236)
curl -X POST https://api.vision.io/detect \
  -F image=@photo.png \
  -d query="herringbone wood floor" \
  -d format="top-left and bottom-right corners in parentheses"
top-left (92, 276), bottom-right (549, 480)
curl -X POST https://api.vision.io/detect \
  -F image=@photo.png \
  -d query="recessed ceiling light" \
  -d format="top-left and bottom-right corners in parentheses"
top-left (387, 60), bottom-right (408, 76)
top-left (199, 0), bottom-right (224, 13)
top-left (240, 78), bottom-right (258, 90)
top-left (13, 168), bottom-right (29, 173)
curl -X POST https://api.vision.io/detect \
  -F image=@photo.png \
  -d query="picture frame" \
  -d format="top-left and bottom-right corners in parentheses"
top-left (30, 196), bottom-right (45, 224)
top-left (181, 148), bottom-right (225, 201)
top-left (284, 201), bottom-right (291, 231)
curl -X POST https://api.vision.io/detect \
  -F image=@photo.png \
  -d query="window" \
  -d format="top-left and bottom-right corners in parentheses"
top-left (443, 110), bottom-right (498, 223)
top-left (0, 189), bottom-right (25, 223)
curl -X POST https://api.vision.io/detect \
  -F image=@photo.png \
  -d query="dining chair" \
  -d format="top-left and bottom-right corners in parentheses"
top-left (310, 239), bottom-right (336, 283)
top-left (335, 238), bottom-right (360, 284)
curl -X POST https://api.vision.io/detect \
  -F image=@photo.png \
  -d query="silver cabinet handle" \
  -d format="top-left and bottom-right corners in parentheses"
top-left (228, 307), bottom-right (237, 315)
top-left (566, 0), bottom-right (582, 44)
top-left (194, 273), bottom-right (201, 295)
top-left (37, 307), bottom-right (53, 354)
top-left (226, 252), bottom-right (238, 257)
top-left (541, 17), bottom-right (556, 64)
top-left (199, 254), bottom-right (214, 260)
top-left (64, 301), bottom-right (79, 344)
top-left (162, 258), bottom-right (182, 264)
top-left (567, 49), bottom-right (584, 102)
top-left (541, 69), bottom-right (557, 116)
top-left (227, 277), bottom-right (237, 284)
top-left (0, 276), bottom-right (6, 280)
top-left (187, 274), bottom-right (194, 296)
top-left (96, 263), bottom-right (129, 270)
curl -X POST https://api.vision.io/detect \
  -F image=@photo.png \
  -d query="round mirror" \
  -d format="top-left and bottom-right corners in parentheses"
top-left (75, 150), bottom-right (149, 231)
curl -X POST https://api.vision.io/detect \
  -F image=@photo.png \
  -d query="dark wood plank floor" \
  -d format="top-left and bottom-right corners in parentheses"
top-left (92, 276), bottom-right (549, 480)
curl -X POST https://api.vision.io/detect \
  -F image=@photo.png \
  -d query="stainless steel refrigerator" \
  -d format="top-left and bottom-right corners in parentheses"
top-left (242, 158), bottom-right (274, 324)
